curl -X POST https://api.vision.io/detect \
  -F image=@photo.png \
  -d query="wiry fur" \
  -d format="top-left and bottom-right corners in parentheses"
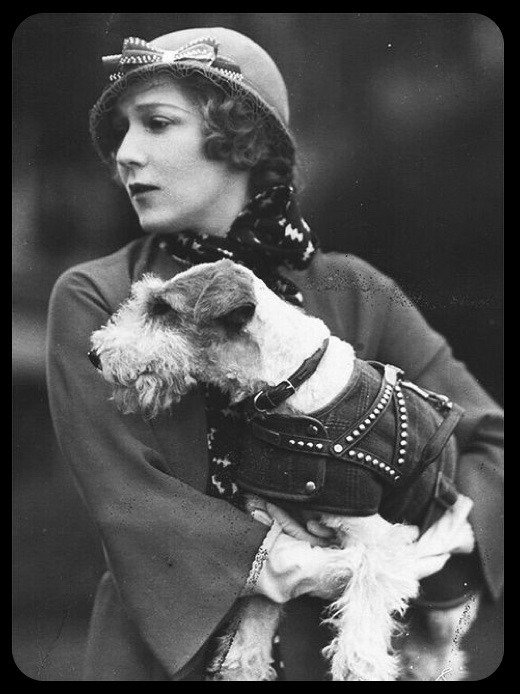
top-left (319, 516), bottom-right (420, 681)
top-left (206, 597), bottom-right (283, 681)
top-left (91, 259), bottom-right (476, 681)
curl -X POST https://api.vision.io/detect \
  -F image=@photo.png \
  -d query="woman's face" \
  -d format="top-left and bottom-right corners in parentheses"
top-left (111, 78), bottom-right (249, 235)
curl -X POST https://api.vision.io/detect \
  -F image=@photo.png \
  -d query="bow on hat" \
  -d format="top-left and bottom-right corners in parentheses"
top-left (103, 36), bottom-right (243, 82)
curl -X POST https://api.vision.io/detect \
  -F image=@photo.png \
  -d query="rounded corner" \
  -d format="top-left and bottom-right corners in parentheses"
top-left (471, 648), bottom-right (504, 682)
top-left (12, 13), bottom-right (46, 43)
top-left (11, 650), bottom-right (46, 682)
top-left (472, 13), bottom-right (505, 43)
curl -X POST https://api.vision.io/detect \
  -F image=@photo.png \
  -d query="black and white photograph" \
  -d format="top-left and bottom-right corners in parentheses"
top-left (13, 13), bottom-right (503, 681)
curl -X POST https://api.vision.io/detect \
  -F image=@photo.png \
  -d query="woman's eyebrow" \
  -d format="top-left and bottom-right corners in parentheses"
top-left (133, 102), bottom-right (195, 116)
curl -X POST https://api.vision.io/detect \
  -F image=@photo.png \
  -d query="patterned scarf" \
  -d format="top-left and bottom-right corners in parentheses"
top-left (158, 185), bottom-right (318, 503)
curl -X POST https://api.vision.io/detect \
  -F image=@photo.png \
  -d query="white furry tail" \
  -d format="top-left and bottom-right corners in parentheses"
top-left (206, 596), bottom-right (283, 681)
top-left (320, 521), bottom-right (420, 681)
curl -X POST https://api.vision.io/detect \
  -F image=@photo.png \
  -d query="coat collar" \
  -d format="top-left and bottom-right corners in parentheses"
top-left (132, 234), bottom-right (192, 284)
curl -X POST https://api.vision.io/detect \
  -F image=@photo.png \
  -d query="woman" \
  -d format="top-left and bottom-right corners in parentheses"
top-left (46, 27), bottom-right (503, 681)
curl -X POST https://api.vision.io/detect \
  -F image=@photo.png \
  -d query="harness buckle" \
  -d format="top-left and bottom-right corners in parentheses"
top-left (253, 391), bottom-right (271, 414)
top-left (384, 364), bottom-right (404, 386)
top-left (253, 380), bottom-right (296, 413)
top-left (278, 379), bottom-right (296, 396)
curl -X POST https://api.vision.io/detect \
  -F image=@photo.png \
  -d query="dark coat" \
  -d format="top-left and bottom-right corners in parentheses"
top-left (46, 234), bottom-right (503, 681)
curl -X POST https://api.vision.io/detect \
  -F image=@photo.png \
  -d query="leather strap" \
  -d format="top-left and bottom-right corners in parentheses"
top-left (330, 363), bottom-right (403, 455)
top-left (244, 338), bottom-right (330, 417)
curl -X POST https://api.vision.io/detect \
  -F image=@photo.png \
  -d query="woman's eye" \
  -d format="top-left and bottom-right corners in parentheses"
top-left (147, 117), bottom-right (172, 132)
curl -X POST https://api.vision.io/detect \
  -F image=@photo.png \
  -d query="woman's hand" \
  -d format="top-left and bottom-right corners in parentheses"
top-left (410, 494), bottom-right (476, 580)
top-left (245, 495), bottom-right (335, 547)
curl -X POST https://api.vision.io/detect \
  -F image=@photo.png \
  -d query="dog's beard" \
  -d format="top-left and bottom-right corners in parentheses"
top-left (111, 370), bottom-right (197, 419)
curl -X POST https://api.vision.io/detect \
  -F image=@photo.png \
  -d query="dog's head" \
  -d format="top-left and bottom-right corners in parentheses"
top-left (90, 260), bottom-right (263, 417)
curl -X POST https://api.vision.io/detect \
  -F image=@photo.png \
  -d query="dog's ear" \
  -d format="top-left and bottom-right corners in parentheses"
top-left (217, 302), bottom-right (256, 330)
top-left (194, 261), bottom-right (256, 330)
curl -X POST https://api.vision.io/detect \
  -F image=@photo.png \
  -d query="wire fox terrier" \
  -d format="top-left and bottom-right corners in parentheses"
top-left (89, 259), bottom-right (479, 681)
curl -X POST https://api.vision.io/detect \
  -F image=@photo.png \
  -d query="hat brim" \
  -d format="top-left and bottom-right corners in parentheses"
top-left (89, 62), bottom-right (295, 166)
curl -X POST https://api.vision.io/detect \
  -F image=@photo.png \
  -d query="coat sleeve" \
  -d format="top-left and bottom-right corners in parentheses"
top-left (375, 277), bottom-right (503, 600)
top-left (46, 267), bottom-right (269, 678)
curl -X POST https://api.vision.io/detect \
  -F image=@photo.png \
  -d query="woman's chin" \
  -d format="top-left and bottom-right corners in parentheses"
top-left (137, 214), bottom-right (178, 235)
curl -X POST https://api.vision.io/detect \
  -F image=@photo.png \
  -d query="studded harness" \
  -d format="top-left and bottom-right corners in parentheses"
top-left (236, 340), bottom-right (464, 528)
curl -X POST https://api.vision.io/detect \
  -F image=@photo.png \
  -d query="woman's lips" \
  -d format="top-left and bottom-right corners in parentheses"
top-left (129, 183), bottom-right (160, 197)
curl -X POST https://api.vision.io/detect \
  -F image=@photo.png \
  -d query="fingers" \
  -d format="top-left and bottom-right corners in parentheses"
top-left (250, 509), bottom-right (274, 527)
top-left (264, 502), bottom-right (331, 547)
top-left (451, 494), bottom-right (474, 518)
top-left (415, 552), bottom-right (450, 580)
top-left (306, 519), bottom-right (336, 539)
top-left (450, 521), bottom-right (476, 554)
top-left (243, 494), bottom-right (267, 514)
top-left (402, 524), bottom-right (420, 543)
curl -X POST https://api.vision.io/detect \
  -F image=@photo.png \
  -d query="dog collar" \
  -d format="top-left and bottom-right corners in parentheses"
top-left (244, 338), bottom-right (330, 416)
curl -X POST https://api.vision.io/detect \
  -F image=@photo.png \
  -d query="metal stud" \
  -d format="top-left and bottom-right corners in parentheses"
top-left (316, 443), bottom-right (323, 450)
top-left (389, 470), bottom-right (396, 476)
top-left (305, 481), bottom-right (317, 494)
top-left (385, 465), bottom-right (391, 472)
top-left (398, 458), bottom-right (405, 465)
top-left (346, 436), bottom-right (354, 442)
top-left (353, 429), bottom-right (360, 437)
top-left (394, 476), bottom-right (401, 482)
top-left (372, 458), bottom-right (379, 466)
top-left (402, 422), bottom-right (408, 429)
top-left (307, 442), bottom-right (314, 449)
top-left (297, 441), bottom-right (305, 447)
top-left (369, 413), bottom-right (377, 420)
top-left (364, 419), bottom-right (371, 425)
top-left (379, 461), bottom-right (385, 468)
top-left (348, 450), bottom-right (356, 457)
top-left (333, 444), bottom-right (343, 454)
top-left (401, 431), bottom-right (408, 438)
top-left (399, 448), bottom-right (406, 455)
top-left (357, 452), bottom-right (365, 460)
top-left (289, 439), bottom-right (295, 445)
top-left (359, 424), bottom-right (366, 431)
top-left (366, 455), bottom-right (372, 462)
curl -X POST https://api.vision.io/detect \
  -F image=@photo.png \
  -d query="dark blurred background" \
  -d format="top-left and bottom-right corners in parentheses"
top-left (13, 13), bottom-right (503, 680)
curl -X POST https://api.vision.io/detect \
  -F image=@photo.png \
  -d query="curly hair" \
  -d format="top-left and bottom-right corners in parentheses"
top-left (181, 74), bottom-right (297, 195)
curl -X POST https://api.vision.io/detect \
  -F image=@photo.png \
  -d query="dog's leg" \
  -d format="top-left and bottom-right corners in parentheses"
top-left (320, 515), bottom-right (420, 681)
top-left (206, 596), bottom-right (283, 681)
top-left (398, 592), bottom-right (481, 681)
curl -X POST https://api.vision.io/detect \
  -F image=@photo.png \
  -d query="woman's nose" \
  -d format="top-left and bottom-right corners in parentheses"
top-left (115, 127), bottom-right (147, 169)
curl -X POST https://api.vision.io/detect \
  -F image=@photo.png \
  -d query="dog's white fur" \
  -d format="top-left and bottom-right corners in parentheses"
top-left (91, 260), bottom-right (478, 681)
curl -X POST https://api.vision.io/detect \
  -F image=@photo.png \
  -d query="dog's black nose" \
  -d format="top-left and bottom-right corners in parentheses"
top-left (88, 349), bottom-right (102, 371)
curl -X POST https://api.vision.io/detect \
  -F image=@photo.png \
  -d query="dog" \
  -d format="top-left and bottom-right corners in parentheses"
top-left (89, 259), bottom-right (479, 681)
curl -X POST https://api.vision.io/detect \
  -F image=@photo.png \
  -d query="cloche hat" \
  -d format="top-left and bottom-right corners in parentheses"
top-left (89, 26), bottom-right (293, 165)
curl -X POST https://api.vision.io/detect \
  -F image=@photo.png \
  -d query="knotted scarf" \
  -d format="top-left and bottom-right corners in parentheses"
top-left (157, 185), bottom-right (318, 504)
top-left (159, 184), bottom-right (317, 307)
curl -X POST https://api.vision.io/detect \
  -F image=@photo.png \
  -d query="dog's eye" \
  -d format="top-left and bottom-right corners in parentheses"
top-left (148, 298), bottom-right (179, 323)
